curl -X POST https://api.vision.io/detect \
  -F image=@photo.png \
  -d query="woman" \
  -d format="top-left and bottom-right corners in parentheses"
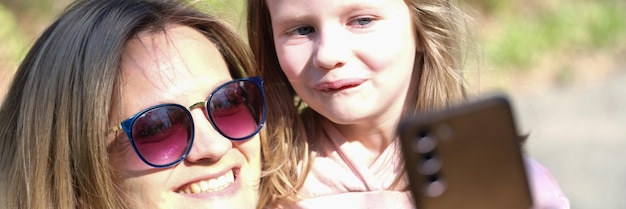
top-left (0, 0), bottom-right (271, 208)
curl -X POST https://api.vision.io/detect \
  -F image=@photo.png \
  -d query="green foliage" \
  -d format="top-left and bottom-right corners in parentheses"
top-left (483, 1), bottom-right (626, 70)
top-left (585, 2), bottom-right (626, 47)
top-left (0, 4), bottom-right (27, 68)
top-left (191, 0), bottom-right (246, 32)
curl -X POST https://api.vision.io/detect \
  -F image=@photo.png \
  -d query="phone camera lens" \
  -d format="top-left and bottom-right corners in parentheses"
top-left (424, 175), bottom-right (446, 197)
top-left (413, 133), bottom-right (437, 154)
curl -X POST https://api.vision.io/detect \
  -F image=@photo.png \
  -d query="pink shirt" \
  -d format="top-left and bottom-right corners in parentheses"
top-left (278, 121), bottom-right (570, 209)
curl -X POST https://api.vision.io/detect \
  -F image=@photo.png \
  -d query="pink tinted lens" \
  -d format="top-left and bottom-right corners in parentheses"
top-left (209, 81), bottom-right (262, 139)
top-left (131, 106), bottom-right (192, 166)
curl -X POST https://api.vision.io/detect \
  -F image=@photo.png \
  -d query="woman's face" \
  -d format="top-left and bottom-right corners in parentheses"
top-left (267, 0), bottom-right (416, 125)
top-left (108, 25), bottom-right (260, 209)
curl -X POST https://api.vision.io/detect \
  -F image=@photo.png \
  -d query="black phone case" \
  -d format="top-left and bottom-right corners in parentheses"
top-left (398, 95), bottom-right (533, 209)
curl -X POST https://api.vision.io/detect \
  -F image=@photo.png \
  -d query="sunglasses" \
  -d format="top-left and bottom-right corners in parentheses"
top-left (107, 76), bottom-right (266, 168)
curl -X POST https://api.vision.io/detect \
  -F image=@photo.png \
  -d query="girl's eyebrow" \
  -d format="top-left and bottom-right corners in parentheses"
top-left (270, 3), bottom-right (382, 27)
top-left (271, 11), bottom-right (311, 25)
top-left (270, 12), bottom-right (315, 33)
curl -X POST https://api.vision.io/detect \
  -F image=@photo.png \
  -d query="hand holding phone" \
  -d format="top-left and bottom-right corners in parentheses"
top-left (398, 95), bottom-right (533, 209)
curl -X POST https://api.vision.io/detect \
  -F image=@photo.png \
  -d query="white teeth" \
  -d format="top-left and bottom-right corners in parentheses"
top-left (178, 170), bottom-right (235, 194)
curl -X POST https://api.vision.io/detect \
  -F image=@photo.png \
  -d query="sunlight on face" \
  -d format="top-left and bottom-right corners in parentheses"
top-left (108, 25), bottom-right (260, 209)
top-left (267, 0), bottom-right (417, 125)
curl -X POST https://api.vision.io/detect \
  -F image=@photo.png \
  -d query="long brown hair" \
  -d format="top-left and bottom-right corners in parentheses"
top-left (0, 0), bottom-right (258, 208)
top-left (246, 0), bottom-right (469, 206)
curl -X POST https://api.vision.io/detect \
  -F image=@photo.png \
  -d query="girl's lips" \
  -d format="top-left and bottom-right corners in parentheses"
top-left (314, 79), bottom-right (365, 91)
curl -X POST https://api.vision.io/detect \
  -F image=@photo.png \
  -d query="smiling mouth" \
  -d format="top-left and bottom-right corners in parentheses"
top-left (177, 170), bottom-right (235, 194)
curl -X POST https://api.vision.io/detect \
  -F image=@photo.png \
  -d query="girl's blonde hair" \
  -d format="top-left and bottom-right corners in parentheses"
top-left (0, 0), bottom-right (261, 208)
top-left (247, 0), bottom-right (470, 206)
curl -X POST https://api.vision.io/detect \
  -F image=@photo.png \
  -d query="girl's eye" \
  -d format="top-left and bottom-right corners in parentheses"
top-left (349, 17), bottom-right (374, 27)
top-left (288, 26), bottom-right (315, 36)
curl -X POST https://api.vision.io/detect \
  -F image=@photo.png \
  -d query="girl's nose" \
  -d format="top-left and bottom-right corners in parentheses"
top-left (184, 109), bottom-right (231, 163)
top-left (312, 26), bottom-right (349, 70)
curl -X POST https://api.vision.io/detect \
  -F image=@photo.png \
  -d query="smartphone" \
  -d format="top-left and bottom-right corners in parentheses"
top-left (398, 95), bottom-right (533, 209)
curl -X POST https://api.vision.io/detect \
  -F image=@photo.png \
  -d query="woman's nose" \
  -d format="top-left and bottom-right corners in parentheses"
top-left (312, 26), bottom-right (349, 70)
top-left (184, 110), bottom-right (231, 163)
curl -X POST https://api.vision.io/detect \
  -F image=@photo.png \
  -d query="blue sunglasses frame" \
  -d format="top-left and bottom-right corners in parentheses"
top-left (107, 76), bottom-right (266, 168)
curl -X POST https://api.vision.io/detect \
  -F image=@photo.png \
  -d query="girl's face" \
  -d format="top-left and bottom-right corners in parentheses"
top-left (267, 0), bottom-right (416, 125)
top-left (108, 25), bottom-right (260, 209)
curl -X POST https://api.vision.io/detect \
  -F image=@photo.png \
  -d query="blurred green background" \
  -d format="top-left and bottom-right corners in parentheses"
top-left (1, 0), bottom-right (625, 208)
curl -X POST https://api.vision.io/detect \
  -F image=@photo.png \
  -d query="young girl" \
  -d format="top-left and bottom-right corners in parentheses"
top-left (247, 0), bottom-right (570, 208)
